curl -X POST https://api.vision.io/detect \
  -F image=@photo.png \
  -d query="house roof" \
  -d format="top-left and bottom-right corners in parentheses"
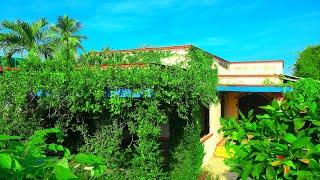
top-left (105, 45), bottom-right (285, 68)
top-left (230, 60), bottom-right (284, 64)
top-left (104, 44), bottom-right (230, 66)
top-left (217, 85), bottom-right (292, 93)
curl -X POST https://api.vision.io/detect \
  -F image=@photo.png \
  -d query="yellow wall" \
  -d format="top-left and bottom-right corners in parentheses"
top-left (223, 92), bottom-right (239, 119)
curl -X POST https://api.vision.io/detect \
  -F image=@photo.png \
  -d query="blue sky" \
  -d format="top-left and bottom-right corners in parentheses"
top-left (1, 0), bottom-right (320, 74)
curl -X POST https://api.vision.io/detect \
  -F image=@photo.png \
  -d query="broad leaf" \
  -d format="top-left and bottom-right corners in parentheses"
top-left (284, 133), bottom-right (297, 144)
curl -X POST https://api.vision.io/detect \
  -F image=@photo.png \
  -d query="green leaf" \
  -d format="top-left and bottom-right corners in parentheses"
top-left (266, 165), bottom-right (275, 180)
top-left (251, 163), bottom-right (263, 179)
top-left (0, 135), bottom-right (23, 141)
top-left (284, 133), bottom-right (297, 144)
top-left (256, 114), bottom-right (271, 119)
top-left (255, 153), bottom-right (267, 161)
top-left (284, 160), bottom-right (296, 169)
top-left (311, 120), bottom-right (320, 126)
top-left (74, 153), bottom-right (103, 164)
top-left (295, 171), bottom-right (313, 180)
top-left (241, 163), bottom-right (253, 180)
top-left (294, 118), bottom-right (306, 130)
top-left (308, 159), bottom-right (320, 170)
top-left (54, 165), bottom-right (78, 180)
top-left (314, 144), bottom-right (320, 153)
top-left (0, 153), bottom-right (12, 169)
top-left (292, 137), bottom-right (311, 149)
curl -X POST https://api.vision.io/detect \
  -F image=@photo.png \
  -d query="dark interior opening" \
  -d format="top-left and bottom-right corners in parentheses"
top-left (238, 93), bottom-right (270, 118)
top-left (200, 106), bottom-right (210, 136)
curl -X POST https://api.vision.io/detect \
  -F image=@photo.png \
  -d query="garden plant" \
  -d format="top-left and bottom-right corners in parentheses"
top-left (220, 78), bottom-right (320, 180)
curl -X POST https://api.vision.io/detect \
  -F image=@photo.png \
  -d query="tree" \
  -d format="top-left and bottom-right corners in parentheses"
top-left (0, 18), bottom-right (53, 61)
top-left (294, 44), bottom-right (320, 80)
top-left (50, 15), bottom-right (86, 60)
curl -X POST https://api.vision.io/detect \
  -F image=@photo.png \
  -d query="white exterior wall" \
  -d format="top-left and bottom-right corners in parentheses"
top-left (218, 61), bottom-right (284, 85)
top-left (160, 49), bottom-right (188, 66)
top-left (219, 76), bottom-right (282, 85)
top-left (218, 61), bottom-right (283, 75)
top-left (202, 102), bottom-right (223, 164)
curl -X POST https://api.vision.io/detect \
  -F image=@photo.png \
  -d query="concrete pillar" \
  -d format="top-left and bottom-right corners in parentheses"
top-left (202, 102), bottom-right (223, 164)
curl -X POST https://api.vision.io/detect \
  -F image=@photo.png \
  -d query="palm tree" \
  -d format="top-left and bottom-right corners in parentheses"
top-left (50, 15), bottom-right (86, 60)
top-left (0, 18), bottom-right (53, 61)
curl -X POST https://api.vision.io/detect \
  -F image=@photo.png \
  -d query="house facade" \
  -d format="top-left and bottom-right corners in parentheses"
top-left (111, 45), bottom-right (295, 164)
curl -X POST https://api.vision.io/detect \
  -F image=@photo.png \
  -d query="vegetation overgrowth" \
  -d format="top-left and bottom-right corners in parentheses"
top-left (220, 78), bottom-right (320, 180)
top-left (0, 17), bottom-right (218, 179)
top-left (294, 44), bottom-right (320, 80)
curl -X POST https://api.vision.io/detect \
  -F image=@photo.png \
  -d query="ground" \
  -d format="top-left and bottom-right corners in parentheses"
top-left (200, 140), bottom-right (238, 180)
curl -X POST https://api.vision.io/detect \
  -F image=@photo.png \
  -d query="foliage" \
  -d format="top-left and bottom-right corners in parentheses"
top-left (50, 15), bottom-right (86, 60)
top-left (0, 16), bottom-right (86, 62)
top-left (0, 44), bottom-right (218, 178)
top-left (0, 128), bottom-right (106, 179)
top-left (220, 78), bottom-right (320, 180)
top-left (294, 44), bottom-right (320, 80)
top-left (0, 18), bottom-right (52, 60)
top-left (169, 107), bottom-right (204, 179)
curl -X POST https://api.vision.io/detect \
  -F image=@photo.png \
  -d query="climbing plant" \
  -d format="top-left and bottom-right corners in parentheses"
top-left (0, 45), bottom-right (218, 179)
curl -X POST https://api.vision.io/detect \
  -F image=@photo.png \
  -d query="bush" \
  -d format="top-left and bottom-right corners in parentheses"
top-left (220, 79), bottom-right (320, 179)
top-left (0, 128), bottom-right (106, 179)
top-left (169, 107), bottom-right (204, 180)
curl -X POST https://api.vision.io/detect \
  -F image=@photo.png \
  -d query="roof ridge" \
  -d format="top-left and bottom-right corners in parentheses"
top-left (230, 60), bottom-right (284, 63)
top-left (111, 44), bottom-right (193, 52)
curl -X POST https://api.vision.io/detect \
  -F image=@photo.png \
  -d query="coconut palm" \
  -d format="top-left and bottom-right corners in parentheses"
top-left (50, 15), bottom-right (86, 60)
top-left (0, 18), bottom-right (53, 60)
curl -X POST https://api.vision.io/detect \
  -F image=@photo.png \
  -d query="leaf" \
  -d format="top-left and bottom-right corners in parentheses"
top-left (0, 135), bottom-right (23, 141)
top-left (314, 144), bottom-right (320, 153)
top-left (266, 165), bottom-right (275, 180)
top-left (54, 165), bottom-right (78, 180)
top-left (311, 120), bottom-right (320, 127)
top-left (255, 153), bottom-right (267, 161)
top-left (74, 153), bottom-right (103, 164)
top-left (270, 160), bottom-right (282, 167)
top-left (283, 133), bottom-right (297, 144)
top-left (308, 159), bottom-right (320, 170)
top-left (283, 165), bottom-right (290, 175)
top-left (241, 163), bottom-right (253, 180)
top-left (299, 159), bottom-right (310, 164)
top-left (294, 118), bottom-right (305, 130)
top-left (295, 171), bottom-right (313, 180)
top-left (256, 114), bottom-right (271, 119)
top-left (283, 160), bottom-right (296, 169)
top-left (0, 153), bottom-right (12, 169)
top-left (292, 137), bottom-right (311, 149)
top-left (251, 163), bottom-right (263, 179)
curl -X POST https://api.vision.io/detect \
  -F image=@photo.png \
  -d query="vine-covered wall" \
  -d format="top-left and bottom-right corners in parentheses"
top-left (0, 46), bottom-right (218, 179)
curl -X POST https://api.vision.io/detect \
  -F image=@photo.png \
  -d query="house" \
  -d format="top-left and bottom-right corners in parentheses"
top-left (0, 45), bottom-right (296, 165)
top-left (108, 45), bottom-right (296, 164)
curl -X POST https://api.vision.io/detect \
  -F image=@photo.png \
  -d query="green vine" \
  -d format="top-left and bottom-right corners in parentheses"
top-left (0, 46), bottom-right (218, 179)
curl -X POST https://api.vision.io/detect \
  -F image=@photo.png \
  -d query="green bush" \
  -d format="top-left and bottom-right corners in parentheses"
top-left (170, 124), bottom-right (204, 180)
top-left (220, 79), bottom-right (320, 179)
top-left (0, 128), bottom-right (106, 179)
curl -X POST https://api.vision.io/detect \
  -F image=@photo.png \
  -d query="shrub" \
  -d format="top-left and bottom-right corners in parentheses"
top-left (220, 79), bottom-right (320, 179)
top-left (169, 107), bottom-right (204, 180)
top-left (0, 128), bottom-right (106, 179)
